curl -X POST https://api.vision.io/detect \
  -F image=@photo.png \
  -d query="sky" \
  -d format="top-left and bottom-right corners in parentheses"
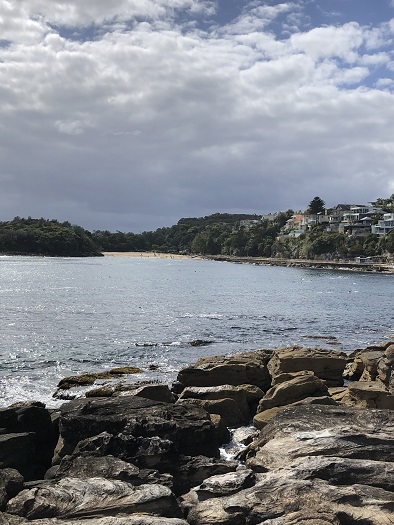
top-left (1, 0), bottom-right (393, 233)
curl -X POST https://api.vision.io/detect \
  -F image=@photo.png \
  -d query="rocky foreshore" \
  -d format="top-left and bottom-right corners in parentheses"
top-left (205, 255), bottom-right (394, 273)
top-left (1, 342), bottom-right (394, 524)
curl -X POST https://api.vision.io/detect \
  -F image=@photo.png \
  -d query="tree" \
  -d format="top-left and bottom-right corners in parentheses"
top-left (307, 196), bottom-right (325, 215)
top-left (191, 233), bottom-right (208, 254)
top-left (372, 194), bottom-right (394, 213)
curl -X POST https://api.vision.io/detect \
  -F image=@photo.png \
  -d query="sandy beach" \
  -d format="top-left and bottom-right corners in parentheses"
top-left (103, 251), bottom-right (192, 259)
top-left (103, 252), bottom-right (394, 273)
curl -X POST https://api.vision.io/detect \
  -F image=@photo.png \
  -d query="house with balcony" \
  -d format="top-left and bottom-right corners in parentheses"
top-left (326, 204), bottom-right (352, 232)
top-left (371, 213), bottom-right (394, 235)
top-left (339, 204), bottom-right (382, 236)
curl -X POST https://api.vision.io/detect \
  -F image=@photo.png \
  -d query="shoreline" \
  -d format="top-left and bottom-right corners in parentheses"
top-left (204, 255), bottom-right (394, 273)
top-left (103, 251), bottom-right (193, 259)
top-left (103, 251), bottom-right (394, 273)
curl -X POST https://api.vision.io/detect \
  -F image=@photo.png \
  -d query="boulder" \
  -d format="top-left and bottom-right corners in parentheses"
top-left (340, 381), bottom-right (394, 409)
top-left (177, 384), bottom-right (264, 425)
top-left (257, 374), bottom-right (329, 412)
top-left (253, 394), bottom-right (337, 430)
top-left (253, 407), bottom-right (282, 431)
top-left (244, 405), bottom-right (394, 478)
top-left (175, 350), bottom-right (272, 391)
top-left (327, 386), bottom-right (347, 403)
top-left (267, 346), bottom-right (347, 387)
top-left (86, 383), bottom-right (177, 403)
top-left (285, 455), bottom-right (394, 492)
top-left (231, 427), bottom-right (258, 447)
top-left (0, 470), bottom-right (24, 512)
top-left (46, 455), bottom-right (172, 488)
top-left (179, 384), bottom-right (263, 411)
top-left (208, 414), bottom-right (230, 446)
top-left (344, 349), bottom-right (385, 382)
top-left (6, 478), bottom-right (181, 520)
top-left (0, 435), bottom-right (35, 480)
top-left (56, 368), bottom-right (143, 390)
top-left (180, 469), bottom-right (256, 513)
top-left (0, 402), bottom-right (57, 480)
top-left (129, 384), bottom-right (176, 403)
top-left (57, 396), bottom-right (219, 461)
top-left (184, 475), bottom-right (394, 525)
top-left (270, 370), bottom-right (315, 386)
top-left (177, 398), bottom-right (245, 427)
top-left (168, 455), bottom-right (239, 496)
top-left (376, 344), bottom-right (394, 391)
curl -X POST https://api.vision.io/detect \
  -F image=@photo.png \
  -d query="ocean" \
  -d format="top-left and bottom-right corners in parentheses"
top-left (1, 255), bottom-right (393, 407)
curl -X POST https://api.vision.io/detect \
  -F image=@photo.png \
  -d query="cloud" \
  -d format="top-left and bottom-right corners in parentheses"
top-left (0, 1), bottom-right (393, 231)
top-left (12, 0), bottom-right (215, 28)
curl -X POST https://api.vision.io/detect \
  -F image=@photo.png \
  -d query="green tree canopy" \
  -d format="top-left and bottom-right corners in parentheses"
top-left (307, 196), bottom-right (325, 215)
top-left (372, 194), bottom-right (394, 213)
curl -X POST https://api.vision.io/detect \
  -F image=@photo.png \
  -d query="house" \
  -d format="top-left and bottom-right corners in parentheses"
top-left (260, 213), bottom-right (278, 222)
top-left (337, 204), bottom-right (382, 236)
top-left (326, 205), bottom-right (352, 231)
top-left (371, 213), bottom-right (394, 235)
top-left (342, 205), bottom-right (378, 224)
top-left (279, 214), bottom-right (305, 238)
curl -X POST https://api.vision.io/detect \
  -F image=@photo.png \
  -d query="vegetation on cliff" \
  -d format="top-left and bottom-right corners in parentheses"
top-left (0, 217), bottom-right (101, 257)
top-left (91, 211), bottom-right (293, 256)
top-left (1, 202), bottom-right (394, 258)
top-left (272, 228), bottom-right (394, 259)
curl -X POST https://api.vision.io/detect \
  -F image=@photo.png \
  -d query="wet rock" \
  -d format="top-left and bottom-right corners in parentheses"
top-left (57, 396), bottom-right (219, 461)
top-left (0, 402), bottom-right (57, 480)
top-left (267, 346), bottom-right (347, 387)
top-left (6, 478), bottom-right (181, 520)
top-left (56, 368), bottom-right (143, 390)
top-left (175, 350), bottom-right (272, 391)
top-left (189, 340), bottom-right (213, 347)
top-left (209, 414), bottom-right (230, 446)
top-left (169, 455), bottom-right (239, 496)
top-left (86, 383), bottom-right (177, 403)
top-left (231, 426), bottom-right (258, 447)
top-left (180, 469), bottom-right (256, 513)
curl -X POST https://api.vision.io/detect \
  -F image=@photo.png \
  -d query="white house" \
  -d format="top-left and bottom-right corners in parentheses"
top-left (342, 205), bottom-right (378, 223)
top-left (371, 213), bottom-right (394, 235)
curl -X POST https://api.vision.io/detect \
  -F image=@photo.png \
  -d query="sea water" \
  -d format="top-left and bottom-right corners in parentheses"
top-left (1, 255), bottom-right (393, 407)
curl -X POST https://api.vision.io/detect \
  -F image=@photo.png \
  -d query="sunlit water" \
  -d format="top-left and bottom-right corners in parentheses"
top-left (1, 255), bottom-right (393, 407)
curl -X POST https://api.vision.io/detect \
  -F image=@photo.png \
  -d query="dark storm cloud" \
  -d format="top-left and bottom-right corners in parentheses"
top-left (0, 0), bottom-right (393, 232)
